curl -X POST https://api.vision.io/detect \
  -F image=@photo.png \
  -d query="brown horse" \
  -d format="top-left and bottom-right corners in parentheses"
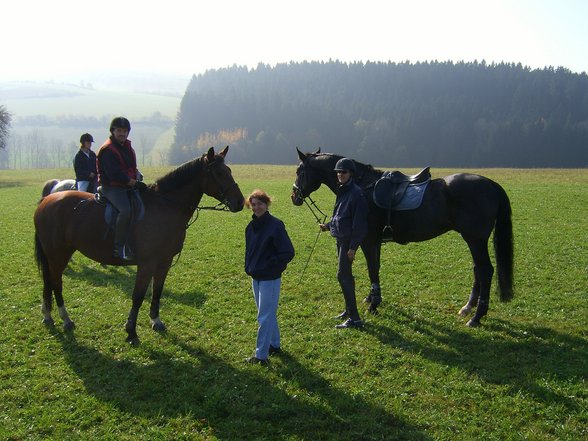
top-left (34, 146), bottom-right (244, 343)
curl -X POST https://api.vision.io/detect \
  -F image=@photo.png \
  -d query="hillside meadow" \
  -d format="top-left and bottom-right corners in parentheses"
top-left (0, 165), bottom-right (586, 440)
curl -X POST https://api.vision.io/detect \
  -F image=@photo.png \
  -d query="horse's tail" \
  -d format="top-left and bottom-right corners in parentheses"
top-left (41, 179), bottom-right (59, 200)
top-left (493, 183), bottom-right (514, 302)
top-left (34, 233), bottom-right (52, 310)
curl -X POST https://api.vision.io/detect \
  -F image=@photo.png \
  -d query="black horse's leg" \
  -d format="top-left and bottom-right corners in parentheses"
top-left (459, 266), bottom-right (480, 317)
top-left (125, 264), bottom-right (153, 343)
top-left (464, 238), bottom-right (494, 327)
top-left (149, 260), bottom-right (172, 333)
top-left (360, 234), bottom-right (382, 313)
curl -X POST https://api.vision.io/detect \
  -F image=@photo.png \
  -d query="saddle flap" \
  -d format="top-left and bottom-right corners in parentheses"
top-left (373, 168), bottom-right (431, 210)
top-left (373, 179), bottom-right (409, 209)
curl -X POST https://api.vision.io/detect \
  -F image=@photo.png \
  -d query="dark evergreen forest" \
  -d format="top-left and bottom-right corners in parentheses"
top-left (171, 60), bottom-right (588, 167)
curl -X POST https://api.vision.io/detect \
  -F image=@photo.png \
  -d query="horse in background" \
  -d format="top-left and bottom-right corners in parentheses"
top-left (34, 146), bottom-right (244, 343)
top-left (41, 179), bottom-right (77, 198)
top-left (291, 148), bottom-right (514, 327)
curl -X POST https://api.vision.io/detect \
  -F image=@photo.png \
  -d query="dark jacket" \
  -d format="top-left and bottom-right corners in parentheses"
top-left (97, 137), bottom-right (137, 187)
top-left (327, 179), bottom-right (368, 250)
top-left (74, 149), bottom-right (97, 182)
top-left (245, 211), bottom-right (295, 281)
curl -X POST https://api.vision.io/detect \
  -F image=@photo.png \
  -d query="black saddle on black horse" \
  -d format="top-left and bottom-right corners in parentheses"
top-left (373, 167), bottom-right (431, 210)
top-left (372, 167), bottom-right (431, 236)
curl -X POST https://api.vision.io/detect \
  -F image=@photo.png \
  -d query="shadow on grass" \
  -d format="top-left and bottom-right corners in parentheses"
top-left (367, 308), bottom-right (587, 413)
top-left (0, 180), bottom-right (26, 188)
top-left (63, 259), bottom-right (207, 309)
top-left (56, 332), bottom-right (430, 441)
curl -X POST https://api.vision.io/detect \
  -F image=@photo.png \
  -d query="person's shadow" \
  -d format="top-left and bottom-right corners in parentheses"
top-left (56, 331), bottom-right (430, 440)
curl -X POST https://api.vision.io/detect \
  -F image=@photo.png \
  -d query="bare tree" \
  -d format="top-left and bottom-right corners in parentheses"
top-left (26, 130), bottom-right (48, 168)
top-left (0, 105), bottom-right (11, 150)
top-left (137, 133), bottom-right (154, 167)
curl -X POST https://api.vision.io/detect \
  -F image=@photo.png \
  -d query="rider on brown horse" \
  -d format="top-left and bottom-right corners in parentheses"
top-left (97, 117), bottom-right (144, 261)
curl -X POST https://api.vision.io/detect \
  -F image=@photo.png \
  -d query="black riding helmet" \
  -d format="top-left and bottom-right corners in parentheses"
top-left (334, 158), bottom-right (356, 173)
top-left (109, 116), bottom-right (131, 133)
top-left (79, 133), bottom-right (94, 143)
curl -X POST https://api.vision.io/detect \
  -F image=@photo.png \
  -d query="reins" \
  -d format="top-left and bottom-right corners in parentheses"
top-left (298, 194), bottom-right (329, 285)
top-left (185, 203), bottom-right (231, 229)
top-left (303, 194), bottom-right (329, 225)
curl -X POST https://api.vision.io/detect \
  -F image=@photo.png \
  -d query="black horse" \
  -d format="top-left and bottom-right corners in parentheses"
top-left (291, 148), bottom-right (514, 327)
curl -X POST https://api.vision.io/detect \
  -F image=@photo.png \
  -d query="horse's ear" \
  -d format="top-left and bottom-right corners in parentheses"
top-left (219, 145), bottom-right (229, 158)
top-left (296, 147), bottom-right (307, 162)
top-left (206, 147), bottom-right (215, 162)
top-left (314, 147), bottom-right (321, 154)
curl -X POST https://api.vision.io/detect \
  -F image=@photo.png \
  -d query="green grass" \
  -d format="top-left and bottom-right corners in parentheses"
top-left (0, 166), bottom-right (586, 440)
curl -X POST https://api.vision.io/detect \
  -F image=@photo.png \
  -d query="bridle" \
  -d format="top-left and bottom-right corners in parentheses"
top-left (292, 182), bottom-right (328, 225)
top-left (184, 158), bottom-right (240, 228)
top-left (197, 158), bottom-right (240, 212)
top-left (292, 166), bottom-right (330, 284)
top-left (293, 161), bottom-right (329, 224)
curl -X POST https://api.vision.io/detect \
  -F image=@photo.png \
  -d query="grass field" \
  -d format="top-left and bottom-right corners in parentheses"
top-left (0, 165), bottom-right (586, 440)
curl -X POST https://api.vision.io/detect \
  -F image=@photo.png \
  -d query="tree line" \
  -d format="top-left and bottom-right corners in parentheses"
top-left (0, 112), bottom-right (173, 170)
top-left (170, 60), bottom-right (588, 167)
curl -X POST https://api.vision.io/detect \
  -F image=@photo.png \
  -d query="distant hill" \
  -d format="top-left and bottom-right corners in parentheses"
top-left (171, 61), bottom-right (588, 167)
top-left (0, 73), bottom-right (188, 168)
top-left (0, 80), bottom-right (183, 121)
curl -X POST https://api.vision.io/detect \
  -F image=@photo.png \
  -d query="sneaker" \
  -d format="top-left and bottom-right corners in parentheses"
top-left (245, 356), bottom-right (270, 366)
top-left (269, 345), bottom-right (282, 356)
top-left (335, 318), bottom-right (364, 329)
top-left (333, 310), bottom-right (349, 320)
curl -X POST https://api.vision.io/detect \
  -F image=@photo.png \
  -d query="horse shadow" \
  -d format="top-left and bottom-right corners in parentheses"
top-left (63, 259), bottom-right (207, 309)
top-left (365, 308), bottom-right (586, 413)
top-left (55, 331), bottom-right (429, 440)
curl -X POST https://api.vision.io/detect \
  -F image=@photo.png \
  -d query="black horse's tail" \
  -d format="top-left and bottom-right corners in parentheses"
top-left (40, 179), bottom-right (59, 201)
top-left (493, 183), bottom-right (514, 302)
top-left (35, 233), bottom-right (52, 310)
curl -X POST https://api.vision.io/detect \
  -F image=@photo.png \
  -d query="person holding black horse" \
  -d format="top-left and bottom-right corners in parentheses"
top-left (319, 158), bottom-right (368, 329)
top-left (74, 133), bottom-right (97, 193)
top-left (97, 116), bottom-right (143, 261)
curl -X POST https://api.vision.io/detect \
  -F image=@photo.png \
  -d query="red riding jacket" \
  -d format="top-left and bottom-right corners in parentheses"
top-left (97, 138), bottom-right (138, 187)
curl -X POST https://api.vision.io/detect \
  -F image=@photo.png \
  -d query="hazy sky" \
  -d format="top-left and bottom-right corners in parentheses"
top-left (3, 0), bottom-right (587, 82)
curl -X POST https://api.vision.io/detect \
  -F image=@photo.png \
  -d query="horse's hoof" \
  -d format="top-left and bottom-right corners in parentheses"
top-left (152, 321), bottom-right (167, 333)
top-left (368, 304), bottom-right (380, 315)
top-left (466, 318), bottom-right (480, 328)
top-left (42, 317), bottom-right (55, 326)
top-left (63, 321), bottom-right (76, 332)
top-left (458, 305), bottom-right (472, 317)
top-left (126, 335), bottom-right (140, 346)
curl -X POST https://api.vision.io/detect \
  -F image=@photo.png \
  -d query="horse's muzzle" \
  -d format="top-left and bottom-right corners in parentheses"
top-left (291, 185), bottom-right (304, 206)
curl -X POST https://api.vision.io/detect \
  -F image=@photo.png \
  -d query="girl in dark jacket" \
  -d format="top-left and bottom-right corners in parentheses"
top-left (244, 189), bottom-right (295, 365)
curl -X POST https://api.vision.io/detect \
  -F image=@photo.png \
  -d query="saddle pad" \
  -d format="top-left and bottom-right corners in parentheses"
top-left (393, 180), bottom-right (429, 211)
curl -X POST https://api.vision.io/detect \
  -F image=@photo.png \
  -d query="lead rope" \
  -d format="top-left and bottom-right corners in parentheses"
top-left (298, 196), bottom-right (328, 285)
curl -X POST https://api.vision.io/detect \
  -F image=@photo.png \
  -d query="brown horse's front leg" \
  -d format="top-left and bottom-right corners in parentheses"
top-left (125, 265), bottom-right (153, 344)
top-left (149, 261), bottom-right (172, 333)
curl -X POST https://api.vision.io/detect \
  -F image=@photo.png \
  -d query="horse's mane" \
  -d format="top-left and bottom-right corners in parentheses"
top-left (310, 152), bottom-right (384, 187)
top-left (155, 155), bottom-right (206, 193)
